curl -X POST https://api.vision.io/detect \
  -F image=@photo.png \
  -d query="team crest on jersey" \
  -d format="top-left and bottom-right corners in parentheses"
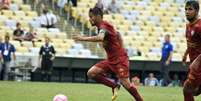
top-left (191, 30), bottom-right (195, 36)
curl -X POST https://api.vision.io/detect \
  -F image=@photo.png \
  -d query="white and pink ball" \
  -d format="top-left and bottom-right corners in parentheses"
top-left (53, 94), bottom-right (68, 101)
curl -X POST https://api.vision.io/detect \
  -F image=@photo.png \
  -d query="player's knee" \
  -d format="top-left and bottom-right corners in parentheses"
top-left (197, 54), bottom-right (201, 60)
top-left (183, 86), bottom-right (193, 94)
top-left (120, 79), bottom-right (130, 89)
top-left (87, 70), bottom-right (96, 78)
top-left (193, 92), bottom-right (199, 96)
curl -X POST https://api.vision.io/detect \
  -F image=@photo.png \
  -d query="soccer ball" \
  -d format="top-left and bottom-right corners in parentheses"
top-left (53, 94), bottom-right (68, 101)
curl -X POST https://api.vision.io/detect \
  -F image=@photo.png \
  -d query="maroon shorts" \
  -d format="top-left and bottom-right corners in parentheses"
top-left (184, 57), bottom-right (201, 88)
top-left (95, 57), bottom-right (129, 78)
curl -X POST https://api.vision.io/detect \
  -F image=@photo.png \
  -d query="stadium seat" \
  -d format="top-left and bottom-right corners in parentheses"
top-left (20, 5), bottom-right (31, 11)
top-left (25, 11), bottom-right (38, 17)
top-left (1, 10), bottom-right (13, 17)
top-left (12, 0), bottom-right (23, 5)
top-left (14, 11), bottom-right (25, 17)
top-left (10, 4), bottom-right (19, 11)
top-left (17, 46), bottom-right (29, 53)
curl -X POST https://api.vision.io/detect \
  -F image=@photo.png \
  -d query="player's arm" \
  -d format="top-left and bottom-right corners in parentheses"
top-left (165, 44), bottom-right (173, 65)
top-left (166, 51), bottom-right (173, 65)
top-left (73, 29), bottom-right (106, 42)
top-left (51, 46), bottom-right (56, 60)
top-left (38, 46), bottom-right (43, 64)
top-left (182, 48), bottom-right (189, 65)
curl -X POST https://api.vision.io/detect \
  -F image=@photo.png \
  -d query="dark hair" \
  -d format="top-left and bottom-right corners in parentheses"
top-left (185, 0), bottom-right (199, 12)
top-left (16, 22), bottom-right (21, 26)
top-left (5, 34), bottom-right (10, 40)
top-left (89, 7), bottom-right (103, 17)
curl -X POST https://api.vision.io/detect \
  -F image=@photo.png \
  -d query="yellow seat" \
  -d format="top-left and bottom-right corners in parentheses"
top-left (21, 16), bottom-right (33, 21)
top-left (0, 20), bottom-right (5, 26)
top-left (138, 47), bottom-right (149, 55)
top-left (145, 36), bottom-right (157, 42)
top-left (122, 36), bottom-right (134, 46)
top-left (160, 17), bottom-right (171, 23)
top-left (35, 42), bottom-right (44, 48)
top-left (144, 6), bottom-right (155, 13)
top-left (130, 56), bottom-right (146, 60)
top-left (117, 25), bottom-right (130, 32)
top-left (17, 46), bottom-right (29, 53)
top-left (36, 28), bottom-right (48, 33)
top-left (26, 11), bottom-right (38, 17)
top-left (52, 42), bottom-right (60, 48)
top-left (141, 42), bottom-right (153, 48)
top-left (146, 52), bottom-right (160, 61)
top-left (14, 11), bottom-right (25, 17)
top-left (20, 5), bottom-right (31, 11)
top-left (112, 14), bottom-right (124, 21)
top-left (133, 6), bottom-right (145, 11)
top-left (56, 48), bottom-right (67, 55)
top-left (52, 39), bottom-right (63, 43)
top-left (122, 5), bottom-right (133, 11)
top-left (152, 12), bottom-right (164, 17)
top-left (10, 40), bottom-right (21, 47)
top-left (172, 53), bottom-right (182, 61)
top-left (1, 10), bottom-right (13, 17)
top-left (152, 0), bottom-right (163, 3)
top-left (160, 22), bottom-right (170, 27)
top-left (21, 41), bottom-right (33, 48)
top-left (104, 15), bottom-right (112, 21)
top-left (153, 42), bottom-right (162, 47)
top-left (10, 15), bottom-right (22, 21)
top-left (59, 43), bottom-right (71, 49)
top-left (64, 39), bottom-right (74, 44)
top-left (19, 20), bottom-right (29, 27)
top-left (12, 0), bottom-right (23, 5)
top-left (132, 40), bottom-right (142, 48)
top-left (56, 32), bottom-right (67, 39)
top-left (77, 2), bottom-right (88, 7)
top-left (141, 26), bottom-right (153, 32)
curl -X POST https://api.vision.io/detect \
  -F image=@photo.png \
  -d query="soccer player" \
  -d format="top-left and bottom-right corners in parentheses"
top-left (183, 1), bottom-right (201, 101)
top-left (73, 7), bottom-right (143, 101)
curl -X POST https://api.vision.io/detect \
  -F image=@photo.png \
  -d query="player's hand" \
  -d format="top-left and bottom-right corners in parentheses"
top-left (38, 59), bottom-right (41, 68)
top-left (50, 57), bottom-right (55, 61)
top-left (165, 61), bottom-right (170, 65)
top-left (72, 34), bottom-right (83, 41)
top-left (182, 55), bottom-right (187, 66)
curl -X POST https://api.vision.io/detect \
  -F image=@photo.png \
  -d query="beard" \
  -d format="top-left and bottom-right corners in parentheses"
top-left (187, 17), bottom-right (196, 22)
top-left (186, 13), bottom-right (197, 22)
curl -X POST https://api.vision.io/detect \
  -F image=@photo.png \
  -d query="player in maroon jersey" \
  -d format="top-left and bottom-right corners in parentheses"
top-left (73, 7), bottom-right (143, 101)
top-left (183, 1), bottom-right (201, 101)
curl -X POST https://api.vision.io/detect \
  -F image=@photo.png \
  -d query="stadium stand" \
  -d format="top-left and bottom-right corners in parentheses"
top-left (69, 0), bottom-right (187, 61)
top-left (0, 0), bottom-right (189, 81)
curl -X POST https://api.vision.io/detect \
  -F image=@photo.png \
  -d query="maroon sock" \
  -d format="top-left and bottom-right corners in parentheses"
top-left (184, 92), bottom-right (194, 101)
top-left (93, 74), bottom-right (117, 88)
top-left (127, 85), bottom-right (143, 101)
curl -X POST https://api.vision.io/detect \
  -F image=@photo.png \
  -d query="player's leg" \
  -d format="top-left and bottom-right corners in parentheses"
top-left (183, 78), bottom-right (195, 101)
top-left (111, 80), bottom-right (121, 101)
top-left (113, 63), bottom-right (143, 101)
top-left (47, 60), bottom-right (53, 82)
top-left (193, 85), bottom-right (201, 96)
top-left (189, 55), bottom-right (201, 96)
top-left (87, 61), bottom-right (119, 89)
top-left (120, 78), bottom-right (143, 101)
top-left (3, 61), bottom-right (10, 80)
top-left (41, 60), bottom-right (47, 81)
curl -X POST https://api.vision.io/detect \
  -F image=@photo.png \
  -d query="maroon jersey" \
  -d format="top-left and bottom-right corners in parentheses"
top-left (186, 19), bottom-right (201, 62)
top-left (98, 21), bottom-right (128, 64)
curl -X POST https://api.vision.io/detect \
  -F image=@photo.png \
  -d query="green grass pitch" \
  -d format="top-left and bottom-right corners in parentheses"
top-left (0, 81), bottom-right (201, 101)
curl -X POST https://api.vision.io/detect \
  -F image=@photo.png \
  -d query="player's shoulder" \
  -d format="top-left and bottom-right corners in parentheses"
top-left (100, 21), bottom-right (113, 28)
top-left (194, 19), bottom-right (201, 30)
